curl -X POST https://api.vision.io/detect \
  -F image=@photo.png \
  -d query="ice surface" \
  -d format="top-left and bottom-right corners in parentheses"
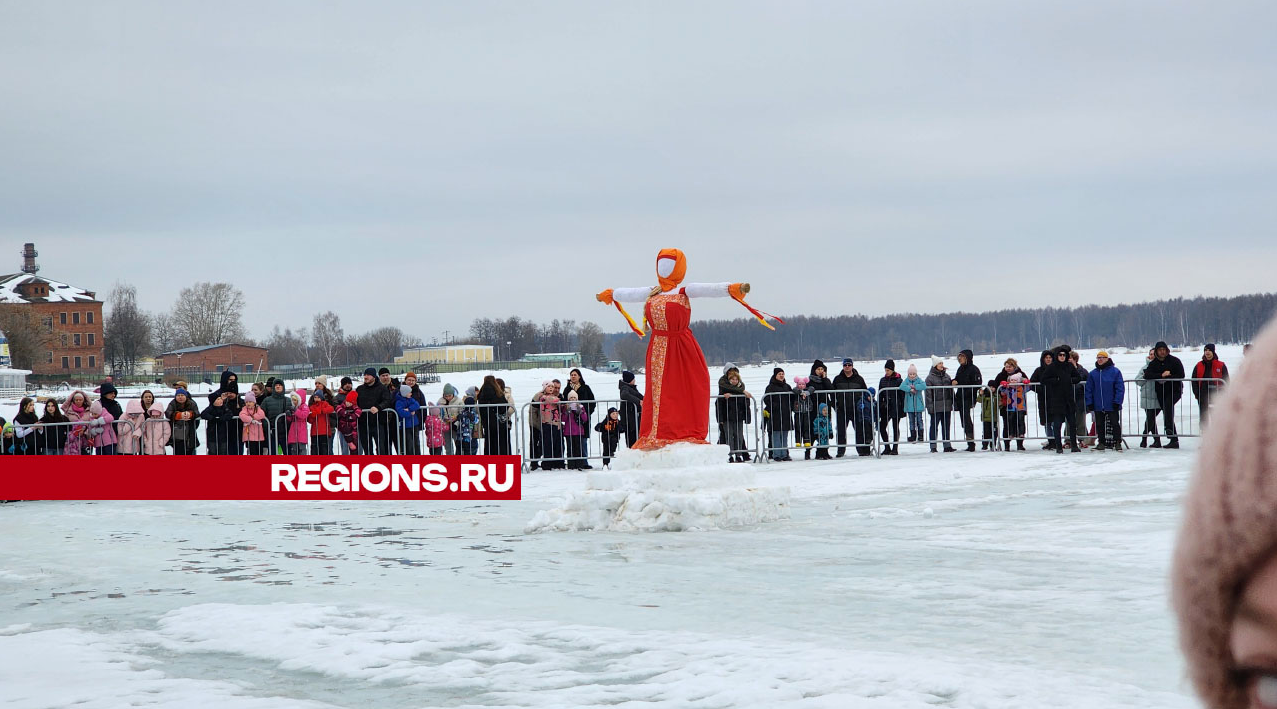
top-left (525, 443), bottom-right (790, 533)
top-left (0, 446), bottom-right (1199, 707)
top-left (0, 349), bottom-right (1222, 706)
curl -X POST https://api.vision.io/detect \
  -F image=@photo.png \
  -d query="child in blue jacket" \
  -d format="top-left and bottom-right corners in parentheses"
top-left (900, 364), bottom-right (928, 443)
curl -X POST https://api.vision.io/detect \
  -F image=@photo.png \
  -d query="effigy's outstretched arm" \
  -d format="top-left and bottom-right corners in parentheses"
top-left (683, 282), bottom-right (748, 299)
top-left (685, 281), bottom-right (782, 330)
top-left (596, 287), bottom-right (652, 337)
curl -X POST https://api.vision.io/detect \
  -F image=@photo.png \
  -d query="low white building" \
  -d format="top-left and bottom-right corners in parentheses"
top-left (0, 367), bottom-right (31, 399)
top-left (395, 344), bottom-right (494, 365)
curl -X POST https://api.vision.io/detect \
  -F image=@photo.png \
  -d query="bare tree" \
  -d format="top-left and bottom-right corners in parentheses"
top-left (103, 282), bottom-right (152, 374)
top-left (169, 282), bottom-right (248, 347)
top-left (311, 311), bottom-right (345, 367)
top-left (364, 326), bottom-right (406, 362)
top-left (611, 335), bottom-right (647, 371)
top-left (0, 308), bottom-right (55, 370)
top-left (264, 325), bottom-right (310, 366)
top-left (150, 312), bottom-right (183, 354)
top-left (578, 321), bottom-right (607, 368)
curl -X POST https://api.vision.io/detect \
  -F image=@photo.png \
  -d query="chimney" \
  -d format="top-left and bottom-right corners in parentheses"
top-left (20, 243), bottom-right (38, 275)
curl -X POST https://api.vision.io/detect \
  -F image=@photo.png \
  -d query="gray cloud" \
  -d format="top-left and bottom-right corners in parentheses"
top-left (2, 1), bottom-right (1274, 342)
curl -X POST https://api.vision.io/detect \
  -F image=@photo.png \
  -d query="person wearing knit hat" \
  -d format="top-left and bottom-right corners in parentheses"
top-left (392, 383), bottom-right (422, 454)
top-left (1084, 350), bottom-right (1124, 451)
top-left (877, 360), bottom-right (905, 455)
top-left (1146, 340), bottom-right (1187, 448)
top-left (1192, 343), bottom-right (1231, 428)
top-left (901, 363), bottom-right (926, 444)
top-left (832, 359), bottom-right (868, 457)
top-left (924, 356), bottom-right (956, 453)
top-left (807, 361), bottom-right (834, 444)
top-left (355, 366), bottom-right (394, 454)
top-left (954, 350), bottom-right (983, 452)
top-left (763, 367), bottom-right (794, 460)
top-left (166, 386), bottom-right (201, 455)
top-left (618, 371), bottom-right (644, 450)
top-left (1173, 320), bottom-right (1277, 709)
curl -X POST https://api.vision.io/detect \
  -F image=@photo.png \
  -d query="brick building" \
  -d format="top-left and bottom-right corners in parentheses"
top-left (0, 243), bottom-right (104, 376)
top-left (159, 343), bottom-right (269, 378)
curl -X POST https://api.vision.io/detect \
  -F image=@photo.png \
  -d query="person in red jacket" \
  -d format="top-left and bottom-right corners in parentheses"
top-left (1191, 343), bottom-right (1230, 427)
top-left (307, 391), bottom-right (336, 455)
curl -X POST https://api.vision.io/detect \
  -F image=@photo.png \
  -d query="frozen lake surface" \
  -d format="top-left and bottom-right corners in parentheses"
top-left (1, 443), bottom-right (1197, 707)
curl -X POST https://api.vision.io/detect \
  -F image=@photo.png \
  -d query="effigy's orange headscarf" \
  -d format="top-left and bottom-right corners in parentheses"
top-left (656, 248), bottom-right (686, 292)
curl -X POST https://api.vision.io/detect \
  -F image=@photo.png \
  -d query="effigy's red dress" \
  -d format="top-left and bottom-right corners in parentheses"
top-left (633, 289), bottom-right (710, 450)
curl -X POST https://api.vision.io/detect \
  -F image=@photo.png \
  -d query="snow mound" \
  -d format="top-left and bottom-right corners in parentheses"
top-left (526, 443), bottom-right (790, 533)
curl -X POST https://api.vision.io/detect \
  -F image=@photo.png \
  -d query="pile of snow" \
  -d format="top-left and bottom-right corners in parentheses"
top-left (526, 443), bottom-right (790, 533)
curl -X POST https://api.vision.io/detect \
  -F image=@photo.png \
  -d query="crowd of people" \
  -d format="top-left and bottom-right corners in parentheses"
top-left (0, 367), bottom-right (521, 457)
top-left (0, 345), bottom-right (1233, 460)
top-left (734, 342), bottom-right (1232, 461)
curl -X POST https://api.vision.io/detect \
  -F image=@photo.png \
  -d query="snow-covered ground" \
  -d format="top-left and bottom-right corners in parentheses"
top-left (1, 346), bottom-right (1232, 707)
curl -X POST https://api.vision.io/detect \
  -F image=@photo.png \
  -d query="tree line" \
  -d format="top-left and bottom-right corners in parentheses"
top-left (602, 293), bottom-right (1276, 366)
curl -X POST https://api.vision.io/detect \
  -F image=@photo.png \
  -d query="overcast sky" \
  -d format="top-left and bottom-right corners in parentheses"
top-left (2, 1), bottom-right (1274, 343)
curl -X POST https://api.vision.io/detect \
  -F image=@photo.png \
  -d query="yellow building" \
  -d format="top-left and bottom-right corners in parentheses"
top-left (395, 345), bottom-right (494, 365)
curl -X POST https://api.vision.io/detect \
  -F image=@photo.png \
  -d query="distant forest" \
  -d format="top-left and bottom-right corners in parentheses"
top-left (599, 293), bottom-right (1277, 366)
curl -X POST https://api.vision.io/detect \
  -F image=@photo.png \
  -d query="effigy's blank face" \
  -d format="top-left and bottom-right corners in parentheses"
top-left (657, 257), bottom-right (676, 279)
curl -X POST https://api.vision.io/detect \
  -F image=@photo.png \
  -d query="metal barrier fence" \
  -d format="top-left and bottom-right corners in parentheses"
top-left (759, 388), bottom-right (878, 461)
top-left (6, 418), bottom-right (137, 455)
top-left (48, 375), bottom-right (1220, 460)
top-left (519, 395), bottom-right (762, 470)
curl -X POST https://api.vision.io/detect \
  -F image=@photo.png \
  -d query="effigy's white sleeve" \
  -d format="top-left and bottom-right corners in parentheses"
top-left (612, 287), bottom-right (655, 303)
top-left (683, 282), bottom-right (732, 299)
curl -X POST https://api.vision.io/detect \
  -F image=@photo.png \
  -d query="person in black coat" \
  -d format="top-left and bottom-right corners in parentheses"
top-left (564, 368), bottom-right (596, 459)
top-left (1041, 346), bottom-right (1081, 453)
top-left (807, 359), bottom-right (835, 411)
top-left (355, 367), bottom-right (394, 454)
top-left (1028, 350), bottom-right (1054, 437)
top-left (953, 349), bottom-right (983, 452)
top-left (477, 375), bottom-right (511, 456)
top-left (877, 360), bottom-right (906, 455)
top-left (763, 368), bottom-right (794, 461)
top-left (1145, 340), bottom-right (1186, 448)
top-left (831, 358), bottom-right (868, 458)
top-left (618, 371), bottom-right (643, 448)
top-left (204, 370), bottom-right (243, 454)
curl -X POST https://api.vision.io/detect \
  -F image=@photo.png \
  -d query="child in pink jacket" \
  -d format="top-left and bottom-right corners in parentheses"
top-left (423, 406), bottom-right (446, 455)
top-left (88, 401), bottom-right (118, 455)
top-left (240, 391), bottom-right (268, 455)
top-left (119, 394), bottom-right (170, 455)
top-left (286, 389), bottom-right (310, 455)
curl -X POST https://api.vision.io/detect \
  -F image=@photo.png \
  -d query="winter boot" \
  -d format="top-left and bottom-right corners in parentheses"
top-left (1094, 442), bottom-right (1107, 452)
top-left (1017, 439), bottom-right (1026, 451)
top-left (1151, 439), bottom-right (1162, 448)
top-left (1069, 441), bottom-right (1081, 453)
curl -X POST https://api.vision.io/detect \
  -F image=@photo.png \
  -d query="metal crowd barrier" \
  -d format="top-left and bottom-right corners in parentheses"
top-left (7, 418), bottom-right (137, 455)
top-left (67, 374), bottom-right (1222, 461)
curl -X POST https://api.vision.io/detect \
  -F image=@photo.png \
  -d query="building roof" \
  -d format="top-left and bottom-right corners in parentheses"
top-left (0, 273), bottom-right (97, 304)
top-left (161, 343), bottom-right (267, 355)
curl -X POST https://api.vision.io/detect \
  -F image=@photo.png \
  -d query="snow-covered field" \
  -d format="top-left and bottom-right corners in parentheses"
top-left (1, 346), bottom-right (1237, 707)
